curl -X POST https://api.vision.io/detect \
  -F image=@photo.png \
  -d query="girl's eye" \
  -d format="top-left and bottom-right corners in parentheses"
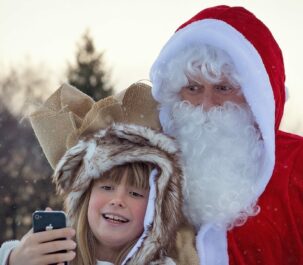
top-left (100, 185), bottom-right (113, 191)
top-left (129, 191), bottom-right (144, 198)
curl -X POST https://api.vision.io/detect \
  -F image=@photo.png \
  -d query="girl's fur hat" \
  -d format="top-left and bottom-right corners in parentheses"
top-left (30, 82), bottom-right (184, 264)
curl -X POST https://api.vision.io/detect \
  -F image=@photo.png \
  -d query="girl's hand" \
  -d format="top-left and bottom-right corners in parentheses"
top-left (8, 227), bottom-right (76, 265)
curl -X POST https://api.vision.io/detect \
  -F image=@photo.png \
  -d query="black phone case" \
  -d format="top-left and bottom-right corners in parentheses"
top-left (32, 211), bottom-right (66, 232)
top-left (32, 211), bottom-right (68, 265)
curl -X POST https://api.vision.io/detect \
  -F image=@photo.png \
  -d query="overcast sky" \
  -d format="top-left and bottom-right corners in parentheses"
top-left (1, 0), bottom-right (302, 135)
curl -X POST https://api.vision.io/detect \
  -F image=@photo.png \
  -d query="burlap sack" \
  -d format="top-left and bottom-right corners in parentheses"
top-left (29, 82), bottom-right (161, 169)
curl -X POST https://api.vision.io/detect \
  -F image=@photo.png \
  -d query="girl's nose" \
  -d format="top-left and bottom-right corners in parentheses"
top-left (109, 192), bottom-right (126, 208)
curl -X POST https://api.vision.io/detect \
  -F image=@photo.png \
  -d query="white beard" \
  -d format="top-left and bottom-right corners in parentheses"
top-left (163, 101), bottom-right (264, 230)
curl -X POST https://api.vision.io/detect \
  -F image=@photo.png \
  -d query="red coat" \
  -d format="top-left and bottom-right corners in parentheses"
top-left (228, 130), bottom-right (303, 265)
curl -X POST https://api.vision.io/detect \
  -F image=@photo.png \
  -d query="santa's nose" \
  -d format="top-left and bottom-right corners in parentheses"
top-left (199, 98), bottom-right (216, 111)
top-left (195, 91), bottom-right (218, 111)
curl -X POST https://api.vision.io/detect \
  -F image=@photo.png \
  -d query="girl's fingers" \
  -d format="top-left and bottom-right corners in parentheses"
top-left (44, 251), bottom-right (76, 264)
top-left (34, 227), bottom-right (75, 243)
top-left (41, 250), bottom-right (76, 264)
top-left (38, 238), bottom-right (77, 255)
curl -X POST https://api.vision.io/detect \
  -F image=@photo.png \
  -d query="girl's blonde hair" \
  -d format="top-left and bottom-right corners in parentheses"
top-left (69, 162), bottom-right (154, 265)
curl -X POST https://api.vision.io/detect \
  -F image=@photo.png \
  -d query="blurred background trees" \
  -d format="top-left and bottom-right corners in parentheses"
top-left (0, 31), bottom-right (113, 244)
top-left (0, 65), bottom-right (57, 241)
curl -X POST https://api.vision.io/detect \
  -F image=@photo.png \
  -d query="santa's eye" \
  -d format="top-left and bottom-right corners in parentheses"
top-left (214, 84), bottom-right (238, 94)
top-left (216, 85), bottom-right (231, 91)
top-left (184, 84), bottom-right (201, 93)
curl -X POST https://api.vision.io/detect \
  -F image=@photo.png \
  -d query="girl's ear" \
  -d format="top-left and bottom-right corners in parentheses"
top-left (53, 141), bottom-right (88, 194)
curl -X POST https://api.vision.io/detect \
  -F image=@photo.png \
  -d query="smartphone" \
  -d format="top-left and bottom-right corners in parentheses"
top-left (32, 210), bottom-right (66, 232)
top-left (32, 210), bottom-right (67, 265)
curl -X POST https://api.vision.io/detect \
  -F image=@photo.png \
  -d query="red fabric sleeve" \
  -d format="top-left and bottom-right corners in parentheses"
top-left (227, 130), bottom-right (303, 265)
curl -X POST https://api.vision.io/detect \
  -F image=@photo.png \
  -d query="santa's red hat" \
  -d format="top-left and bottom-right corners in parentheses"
top-left (150, 5), bottom-right (286, 265)
top-left (150, 4), bottom-right (286, 199)
top-left (151, 5), bottom-right (285, 129)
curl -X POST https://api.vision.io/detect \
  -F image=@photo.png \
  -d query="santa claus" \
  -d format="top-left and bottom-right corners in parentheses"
top-left (150, 5), bottom-right (303, 265)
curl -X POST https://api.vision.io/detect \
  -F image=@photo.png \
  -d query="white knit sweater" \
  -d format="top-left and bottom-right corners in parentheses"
top-left (0, 240), bottom-right (19, 265)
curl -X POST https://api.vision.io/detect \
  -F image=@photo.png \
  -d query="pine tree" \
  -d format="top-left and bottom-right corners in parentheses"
top-left (67, 31), bottom-right (113, 101)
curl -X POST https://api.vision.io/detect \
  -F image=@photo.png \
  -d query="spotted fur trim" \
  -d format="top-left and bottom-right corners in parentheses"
top-left (53, 123), bottom-right (183, 264)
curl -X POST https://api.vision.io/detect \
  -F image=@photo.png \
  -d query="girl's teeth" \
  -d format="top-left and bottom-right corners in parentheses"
top-left (104, 214), bottom-right (128, 223)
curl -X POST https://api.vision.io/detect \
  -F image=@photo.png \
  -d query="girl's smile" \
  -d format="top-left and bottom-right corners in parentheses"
top-left (102, 213), bottom-right (129, 224)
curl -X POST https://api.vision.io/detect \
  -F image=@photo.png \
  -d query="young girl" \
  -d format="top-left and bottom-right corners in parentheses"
top-left (75, 162), bottom-right (152, 264)
top-left (1, 82), bottom-right (184, 265)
